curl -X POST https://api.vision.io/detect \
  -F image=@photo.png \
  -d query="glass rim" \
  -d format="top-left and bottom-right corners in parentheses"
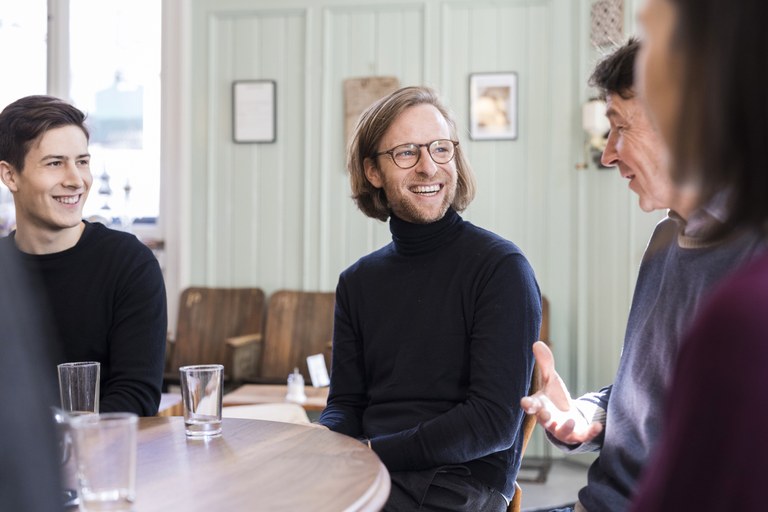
top-left (57, 361), bottom-right (100, 368)
top-left (179, 364), bottom-right (224, 372)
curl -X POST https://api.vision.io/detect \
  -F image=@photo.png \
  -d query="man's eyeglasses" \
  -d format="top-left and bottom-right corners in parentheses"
top-left (373, 139), bottom-right (459, 169)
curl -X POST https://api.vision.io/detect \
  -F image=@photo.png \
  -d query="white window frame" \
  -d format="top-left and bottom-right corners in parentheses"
top-left (46, 0), bottom-right (188, 325)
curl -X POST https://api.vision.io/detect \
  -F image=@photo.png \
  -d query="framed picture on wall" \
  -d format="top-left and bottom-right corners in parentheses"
top-left (232, 80), bottom-right (276, 143)
top-left (468, 72), bottom-right (518, 141)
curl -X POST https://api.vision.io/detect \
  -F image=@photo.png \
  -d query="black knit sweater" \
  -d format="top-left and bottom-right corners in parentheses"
top-left (2, 221), bottom-right (167, 416)
top-left (319, 208), bottom-right (541, 498)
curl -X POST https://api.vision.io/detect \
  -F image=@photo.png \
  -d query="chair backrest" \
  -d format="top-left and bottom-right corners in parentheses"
top-left (539, 295), bottom-right (550, 345)
top-left (258, 290), bottom-right (335, 383)
top-left (522, 295), bottom-right (549, 453)
top-left (509, 294), bottom-right (550, 512)
top-left (171, 287), bottom-right (266, 376)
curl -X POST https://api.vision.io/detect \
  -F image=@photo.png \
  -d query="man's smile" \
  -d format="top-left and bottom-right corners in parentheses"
top-left (409, 184), bottom-right (443, 196)
top-left (54, 194), bottom-right (82, 205)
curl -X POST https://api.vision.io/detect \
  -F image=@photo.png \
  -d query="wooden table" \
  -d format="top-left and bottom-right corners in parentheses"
top-left (133, 417), bottom-right (389, 511)
top-left (223, 384), bottom-right (329, 411)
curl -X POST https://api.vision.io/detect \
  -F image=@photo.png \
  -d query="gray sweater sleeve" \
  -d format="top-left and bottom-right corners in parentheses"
top-left (546, 385), bottom-right (610, 453)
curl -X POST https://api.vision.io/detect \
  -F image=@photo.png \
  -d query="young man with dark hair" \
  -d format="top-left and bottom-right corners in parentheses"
top-left (0, 95), bottom-right (166, 416)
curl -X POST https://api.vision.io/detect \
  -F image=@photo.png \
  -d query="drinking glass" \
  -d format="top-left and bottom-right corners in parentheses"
top-left (69, 412), bottom-right (138, 511)
top-left (179, 364), bottom-right (224, 437)
top-left (58, 361), bottom-right (100, 415)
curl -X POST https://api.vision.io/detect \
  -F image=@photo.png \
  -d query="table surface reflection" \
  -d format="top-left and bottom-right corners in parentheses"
top-left (133, 417), bottom-right (389, 511)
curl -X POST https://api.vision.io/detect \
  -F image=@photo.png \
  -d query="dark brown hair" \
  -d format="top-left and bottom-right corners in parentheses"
top-left (0, 95), bottom-right (89, 172)
top-left (347, 86), bottom-right (476, 221)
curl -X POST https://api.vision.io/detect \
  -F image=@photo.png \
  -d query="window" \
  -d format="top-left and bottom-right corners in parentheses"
top-left (0, 0), bottom-right (161, 236)
top-left (0, 1), bottom-right (47, 236)
top-left (69, 0), bottom-right (162, 228)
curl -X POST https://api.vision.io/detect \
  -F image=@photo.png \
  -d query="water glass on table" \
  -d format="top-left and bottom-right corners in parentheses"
top-left (69, 412), bottom-right (138, 511)
top-left (179, 364), bottom-right (224, 437)
top-left (56, 361), bottom-right (101, 508)
top-left (57, 361), bottom-right (100, 415)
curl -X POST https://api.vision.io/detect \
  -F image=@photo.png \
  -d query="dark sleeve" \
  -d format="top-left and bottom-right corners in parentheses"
top-left (630, 274), bottom-right (768, 511)
top-left (317, 278), bottom-right (366, 437)
top-left (0, 244), bottom-right (64, 511)
top-left (100, 250), bottom-right (167, 416)
top-left (373, 254), bottom-right (541, 470)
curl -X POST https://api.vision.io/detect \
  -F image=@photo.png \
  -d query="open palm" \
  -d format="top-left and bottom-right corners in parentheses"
top-left (520, 341), bottom-right (603, 445)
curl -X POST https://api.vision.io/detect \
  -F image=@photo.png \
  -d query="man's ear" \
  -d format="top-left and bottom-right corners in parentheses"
top-left (363, 157), bottom-right (383, 189)
top-left (0, 161), bottom-right (19, 192)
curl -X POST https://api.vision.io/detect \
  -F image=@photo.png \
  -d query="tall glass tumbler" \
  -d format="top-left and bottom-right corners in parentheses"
top-left (58, 361), bottom-right (100, 415)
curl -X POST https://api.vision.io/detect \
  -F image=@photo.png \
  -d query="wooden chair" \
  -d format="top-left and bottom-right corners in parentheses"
top-left (509, 366), bottom-right (542, 512)
top-left (509, 295), bottom-right (550, 512)
top-left (164, 287), bottom-right (267, 388)
top-left (253, 289), bottom-right (336, 383)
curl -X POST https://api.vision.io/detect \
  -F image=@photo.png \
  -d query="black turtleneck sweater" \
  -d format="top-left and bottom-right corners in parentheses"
top-left (2, 221), bottom-right (167, 416)
top-left (319, 208), bottom-right (541, 499)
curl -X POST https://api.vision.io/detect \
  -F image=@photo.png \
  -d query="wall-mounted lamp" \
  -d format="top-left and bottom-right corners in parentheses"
top-left (578, 98), bottom-right (611, 169)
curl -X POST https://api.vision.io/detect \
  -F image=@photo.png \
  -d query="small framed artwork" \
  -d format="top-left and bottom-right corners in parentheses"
top-left (232, 80), bottom-right (276, 143)
top-left (469, 72), bottom-right (518, 141)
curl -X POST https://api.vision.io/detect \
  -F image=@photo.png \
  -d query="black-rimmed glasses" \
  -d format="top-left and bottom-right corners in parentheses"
top-left (373, 139), bottom-right (459, 169)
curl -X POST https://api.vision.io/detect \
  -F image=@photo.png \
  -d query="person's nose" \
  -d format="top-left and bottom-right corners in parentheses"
top-left (414, 146), bottom-right (438, 177)
top-left (62, 161), bottom-right (87, 189)
top-left (601, 132), bottom-right (619, 168)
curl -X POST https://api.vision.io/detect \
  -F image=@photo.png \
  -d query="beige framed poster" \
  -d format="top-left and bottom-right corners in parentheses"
top-left (469, 72), bottom-right (518, 141)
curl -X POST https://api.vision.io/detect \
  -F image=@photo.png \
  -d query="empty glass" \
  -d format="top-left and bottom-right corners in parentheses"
top-left (69, 412), bottom-right (138, 511)
top-left (58, 361), bottom-right (100, 415)
top-left (179, 364), bottom-right (224, 437)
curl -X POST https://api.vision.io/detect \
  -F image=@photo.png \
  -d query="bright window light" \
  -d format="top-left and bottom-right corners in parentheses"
top-left (0, 1), bottom-right (47, 236)
top-left (70, 0), bottom-right (161, 226)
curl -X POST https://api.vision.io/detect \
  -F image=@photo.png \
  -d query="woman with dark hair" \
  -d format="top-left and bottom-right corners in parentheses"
top-left (631, 0), bottom-right (768, 509)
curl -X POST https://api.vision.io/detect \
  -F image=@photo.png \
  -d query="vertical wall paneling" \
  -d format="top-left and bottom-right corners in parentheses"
top-left (161, 0), bottom-right (192, 332)
top-left (318, 6), bottom-right (336, 292)
top-left (209, 16), bottom-right (234, 285)
top-left (192, 4), bottom-right (309, 290)
top-left (303, 7), bottom-right (319, 291)
top-left (322, 3), bottom-right (426, 288)
top-left (170, 0), bottom-right (666, 459)
top-left (179, 0), bottom-right (580, 461)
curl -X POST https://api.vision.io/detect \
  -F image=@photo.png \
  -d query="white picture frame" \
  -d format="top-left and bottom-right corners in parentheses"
top-left (232, 80), bottom-right (276, 143)
top-left (469, 72), bottom-right (518, 141)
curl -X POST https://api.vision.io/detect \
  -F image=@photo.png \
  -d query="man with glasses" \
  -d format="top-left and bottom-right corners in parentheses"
top-left (318, 86), bottom-right (542, 511)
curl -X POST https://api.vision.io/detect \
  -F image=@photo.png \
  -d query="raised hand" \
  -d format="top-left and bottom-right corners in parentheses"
top-left (520, 341), bottom-right (603, 445)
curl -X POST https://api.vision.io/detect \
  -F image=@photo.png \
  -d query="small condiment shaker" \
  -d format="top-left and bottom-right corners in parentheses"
top-left (285, 367), bottom-right (307, 404)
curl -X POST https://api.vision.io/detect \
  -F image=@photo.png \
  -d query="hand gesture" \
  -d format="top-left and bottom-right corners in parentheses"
top-left (520, 341), bottom-right (603, 445)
